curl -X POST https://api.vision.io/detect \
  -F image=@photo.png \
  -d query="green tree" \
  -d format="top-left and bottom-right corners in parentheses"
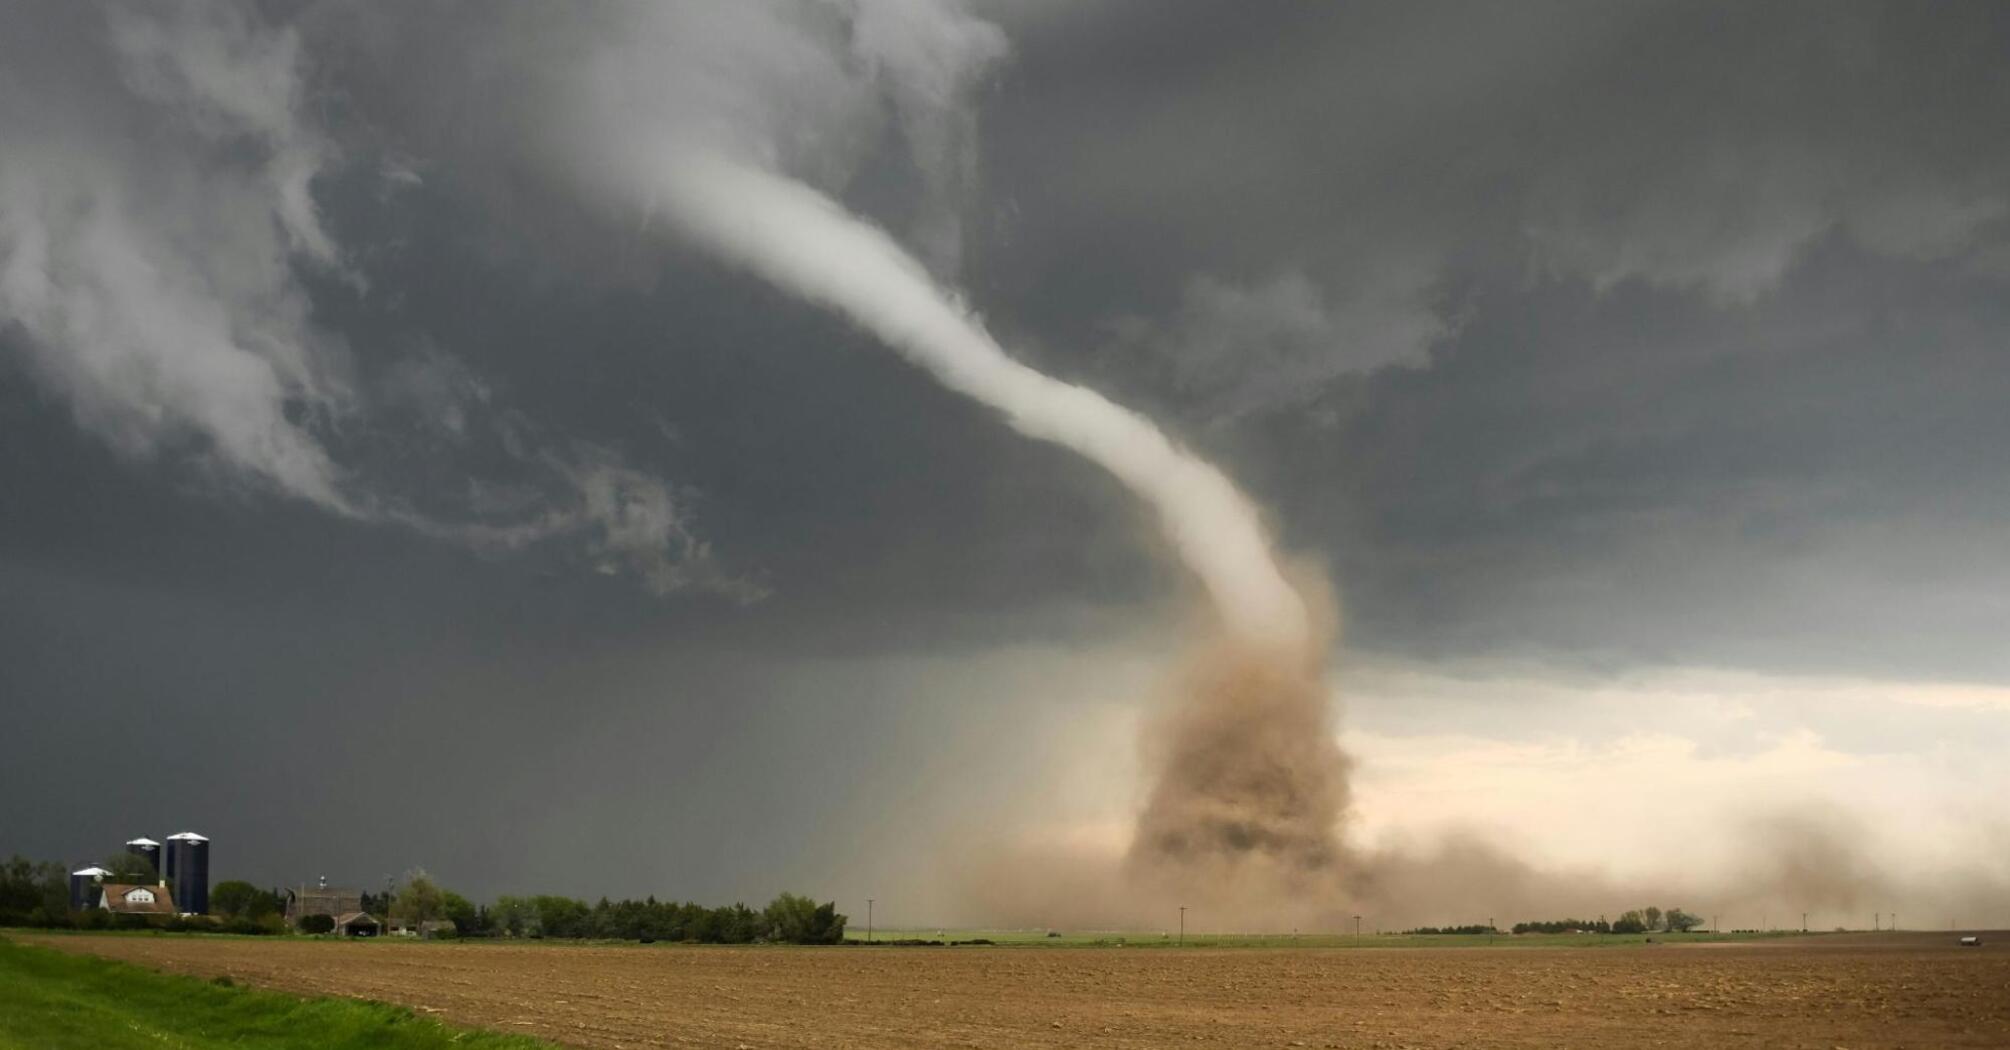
top-left (491, 896), bottom-right (537, 937)
top-left (0, 856), bottom-right (66, 918)
top-left (1643, 906), bottom-right (1663, 932)
top-left (251, 887), bottom-right (285, 919)
top-left (1612, 910), bottom-right (1648, 934)
top-left (210, 880), bottom-right (261, 919)
top-left (101, 852), bottom-right (158, 885)
top-left (1665, 907), bottom-right (1703, 932)
top-left (390, 869), bottom-right (445, 927)
top-left (531, 895), bottom-right (589, 938)
top-left (441, 890), bottom-right (478, 933)
top-left (762, 892), bottom-right (847, 944)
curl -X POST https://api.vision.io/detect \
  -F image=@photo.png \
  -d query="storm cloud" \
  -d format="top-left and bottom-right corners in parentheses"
top-left (3, 1), bottom-right (2007, 927)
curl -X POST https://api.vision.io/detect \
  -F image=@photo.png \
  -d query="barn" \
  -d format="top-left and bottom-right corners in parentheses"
top-left (286, 878), bottom-right (364, 929)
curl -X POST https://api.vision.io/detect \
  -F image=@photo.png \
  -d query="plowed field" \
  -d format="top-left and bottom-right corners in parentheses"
top-left (18, 932), bottom-right (2009, 1049)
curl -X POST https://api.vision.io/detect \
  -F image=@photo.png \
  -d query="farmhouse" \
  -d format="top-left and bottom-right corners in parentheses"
top-left (99, 883), bottom-right (177, 916)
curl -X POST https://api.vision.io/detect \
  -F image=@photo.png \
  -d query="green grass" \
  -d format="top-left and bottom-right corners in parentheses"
top-left (0, 936), bottom-right (556, 1050)
top-left (844, 928), bottom-right (1814, 949)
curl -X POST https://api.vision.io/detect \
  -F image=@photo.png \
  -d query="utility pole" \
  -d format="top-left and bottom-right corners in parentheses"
top-left (1178, 906), bottom-right (1186, 947)
top-left (1801, 912), bottom-right (1807, 933)
top-left (1874, 913), bottom-right (1879, 931)
top-left (1354, 915), bottom-right (1361, 938)
top-left (867, 899), bottom-right (874, 943)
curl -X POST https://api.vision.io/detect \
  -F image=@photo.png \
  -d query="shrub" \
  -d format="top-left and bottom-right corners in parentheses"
top-left (762, 893), bottom-right (847, 945)
top-left (299, 914), bottom-right (335, 935)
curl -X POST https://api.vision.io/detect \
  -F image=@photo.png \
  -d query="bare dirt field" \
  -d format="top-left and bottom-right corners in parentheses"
top-left (18, 931), bottom-right (2010, 1049)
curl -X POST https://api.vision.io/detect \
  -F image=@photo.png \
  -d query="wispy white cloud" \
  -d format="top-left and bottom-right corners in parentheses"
top-left (0, 2), bottom-right (353, 510)
top-left (0, 1), bottom-right (756, 598)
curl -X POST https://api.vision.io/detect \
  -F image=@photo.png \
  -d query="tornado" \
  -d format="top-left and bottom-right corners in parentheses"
top-left (645, 150), bottom-right (1350, 893)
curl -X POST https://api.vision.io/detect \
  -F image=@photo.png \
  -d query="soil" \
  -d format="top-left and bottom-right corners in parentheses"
top-left (18, 931), bottom-right (2010, 1049)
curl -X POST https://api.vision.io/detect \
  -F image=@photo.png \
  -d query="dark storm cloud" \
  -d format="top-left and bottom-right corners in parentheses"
top-left (966, 0), bottom-right (2010, 677)
top-left (3, 1), bottom-right (2008, 903)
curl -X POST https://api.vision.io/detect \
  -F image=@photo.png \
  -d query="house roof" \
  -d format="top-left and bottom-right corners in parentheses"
top-left (166, 831), bottom-right (208, 843)
top-left (126, 837), bottom-right (160, 848)
top-left (100, 883), bottom-right (178, 915)
top-left (333, 911), bottom-right (380, 927)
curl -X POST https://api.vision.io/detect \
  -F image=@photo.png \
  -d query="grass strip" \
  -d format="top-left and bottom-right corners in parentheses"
top-left (0, 936), bottom-right (557, 1050)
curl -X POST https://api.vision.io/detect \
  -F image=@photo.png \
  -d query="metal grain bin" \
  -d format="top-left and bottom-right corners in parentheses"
top-left (125, 837), bottom-right (161, 877)
top-left (68, 866), bottom-right (111, 911)
top-left (163, 832), bottom-right (210, 914)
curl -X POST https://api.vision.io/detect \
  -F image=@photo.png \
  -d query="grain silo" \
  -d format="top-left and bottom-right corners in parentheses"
top-left (69, 866), bottom-right (111, 912)
top-left (163, 832), bottom-right (210, 914)
top-left (125, 837), bottom-right (161, 876)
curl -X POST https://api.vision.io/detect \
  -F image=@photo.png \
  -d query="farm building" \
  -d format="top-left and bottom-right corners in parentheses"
top-left (124, 837), bottom-right (161, 872)
top-left (99, 883), bottom-right (177, 917)
top-left (386, 918), bottom-right (458, 938)
top-left (286, 878), bottom-right (364, 928)
top-left (333, 911), bottom-right (382, 937)
top-left (161, 832), bottom-right (210, 915)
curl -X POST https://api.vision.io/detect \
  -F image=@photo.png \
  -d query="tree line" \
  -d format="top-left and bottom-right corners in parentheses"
top-left (1511, 907), bottom-right (1704, 935)
top-left (1401, 906), bottom-right (1708, 937)
top-left (476, 891), bottom-right (846, 944)
top-left (375, 869), bottom-right (847, 944)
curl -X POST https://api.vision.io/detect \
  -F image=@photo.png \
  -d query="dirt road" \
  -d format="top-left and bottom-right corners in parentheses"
top-left (18, 932), bottom-right (2009, 1049)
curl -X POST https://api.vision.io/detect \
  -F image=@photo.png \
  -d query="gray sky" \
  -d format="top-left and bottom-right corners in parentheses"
top-left (3, 1), bottom-right (2007, 924)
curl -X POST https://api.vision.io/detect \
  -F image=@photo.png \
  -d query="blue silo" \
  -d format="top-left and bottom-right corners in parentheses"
top-left (163, 832), bottom-right (210, 914)
top-left (69, 866), bottom-right (111, 911)
top-left (125, 837), bottom-right (161, 877)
